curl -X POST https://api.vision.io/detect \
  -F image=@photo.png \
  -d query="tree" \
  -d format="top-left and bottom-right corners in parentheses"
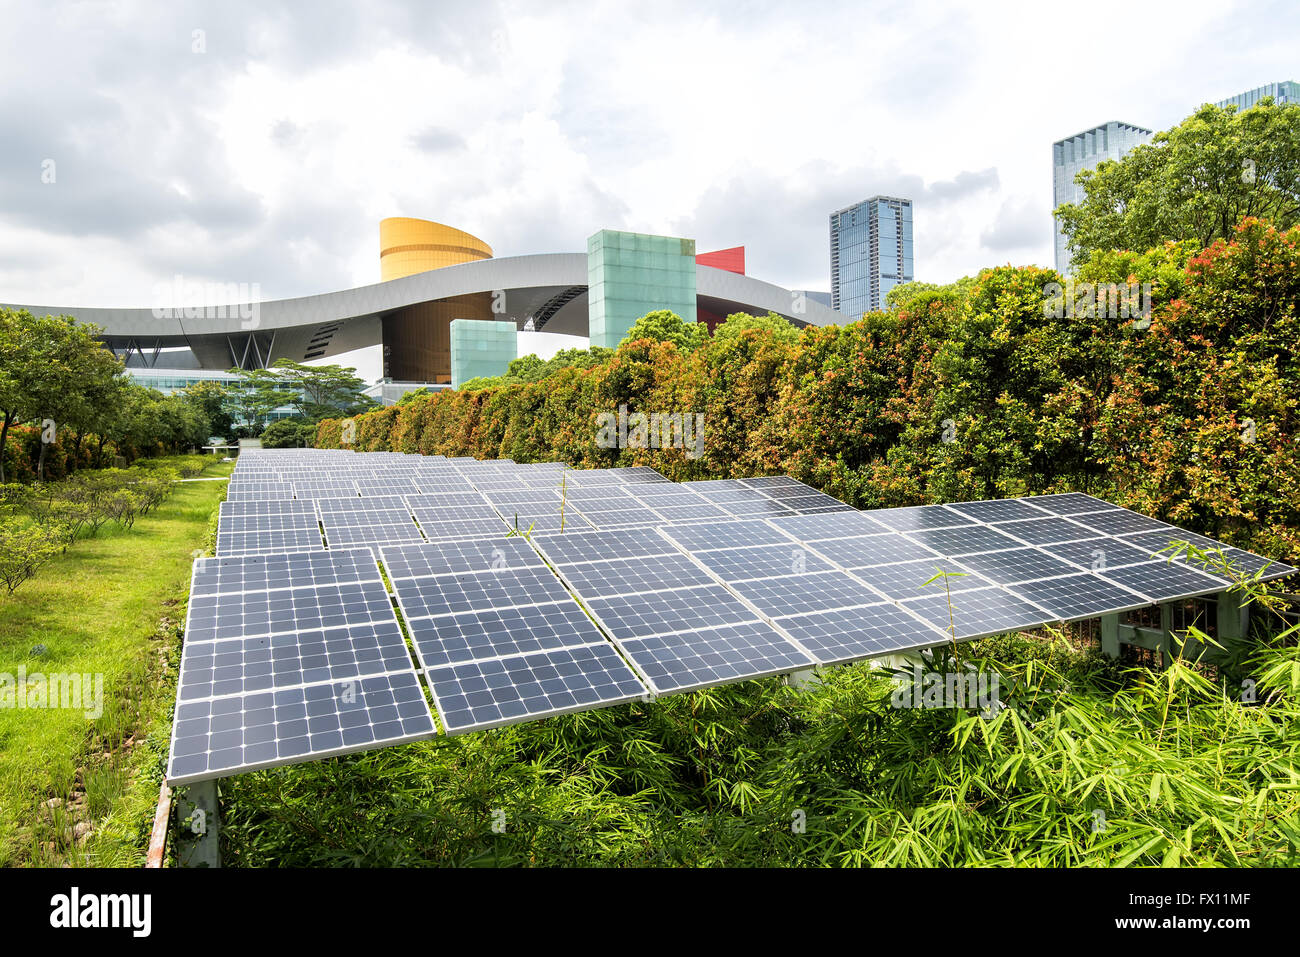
top-left (620, 310), bottom-right (707, 352)
top-left (260, 418), bottom-right (316, 448)
top-left (179, 380), bottom-right (234, 438)
top-left (264, 359), bottom-right (375, 422)
top-left (0, 309), bottom-right (126, 482)
top-left (710, 311), bottom-right (801, 347)
top-left (224, 368), bottom-right (295, 433)
top-left (1056, 99), bottom-right (1300, 272)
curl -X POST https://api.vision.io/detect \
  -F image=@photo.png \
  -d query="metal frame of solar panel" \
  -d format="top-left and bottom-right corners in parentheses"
top-left (167, 548), bottom-right (435, 785)
top-left (532, 527), bottom-right (815, 694)
top-left (380, 537), bottom-right (647, 733)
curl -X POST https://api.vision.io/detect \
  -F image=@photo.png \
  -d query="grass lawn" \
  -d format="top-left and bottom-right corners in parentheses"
top-left (0, 458), bottom-right (231, 866)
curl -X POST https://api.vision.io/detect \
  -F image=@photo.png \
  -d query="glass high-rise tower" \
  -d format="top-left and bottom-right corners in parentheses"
top-left (1214, 80), bottom-right (1298, 111)
top-left (1052, 121), bottom-right (1152, 275)
top-left (830, 196), bottom-right (913, 318)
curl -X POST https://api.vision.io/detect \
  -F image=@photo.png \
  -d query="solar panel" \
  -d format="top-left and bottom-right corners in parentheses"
top-left (426, 644), bottom-right (646, 733)
top-left (804, 533), bottom-right (941, 569)
top-left (382, 537), bottom-right (540, 579)
top-left (533, 527), bottom-right (678, 564)
top-left (572, 505), bottom-right (666, 529)
top-left (685, 544), bottom-right (836, 582)
top-left (560, 554), bottom-right (714, 595)
top-left (219, 499), bottom-right (317, 518)
top-left (902, 524), bottom-right (1025, 557)
top-left (1020, 492), bottom-right (1116, 515)
top-left (777, 494), bottom-right (858, 514)
top-left (167, 547), bottom-right (435, 785)
top-left (216, 528), bottom-right (326, 556)
top-left (315, 494), bottom-right (409, 514)
top-left (1037, 536), bottom-right (1156, 570)
top-left (1096, 561), bottom-right (1232, 602)
top-left (776, 604), bottom-right (949, 666)
top-left (728, 571), bottom-right (886, 618)
top-left (658, 519), bottom-right (795, 551)
top-left (900, 587), bottom-right (1053, 640)
top-left (952, 547), bottom-right (1084, 586)
top-left (616, 621), bottom-right (814, 693)
top-left (292, 480), bottom-right (360, 500)
top-left (768, 512), bottom-right (891, 541)
top-left (989, 516), bottom-right (1095, 545)
top-left (378, 539), bottom-right (649, 732)
top-left (1004, 574), bottom-right (1150, 622)
top-left (850, 559), bottom-right (995, 599)
top-left (1118, 530), bottom-right (1297, 581)
top-left (715, 498), bottom-right (797, 518)
top-left (167, 671), bottom-right (435, 785)
top-left (946, 499), bottom-right (1051, 523)
top-left (865, 505), bottom-right (975, 532)
top-left (225, 487), bottom-right (297, 503)
top-left (1069, 510), bottom-right (1178, 537)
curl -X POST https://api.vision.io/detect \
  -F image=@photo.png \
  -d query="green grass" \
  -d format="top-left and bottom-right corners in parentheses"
top-left (0, 458), bottom-right (231, 865)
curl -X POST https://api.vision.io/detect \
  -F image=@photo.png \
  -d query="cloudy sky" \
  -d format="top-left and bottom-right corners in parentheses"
top-left (1, 0), bottom-right (1296, 376)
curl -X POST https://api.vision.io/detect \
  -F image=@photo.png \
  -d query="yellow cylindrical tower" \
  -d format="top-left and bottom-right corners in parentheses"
top-left (379, 217), bottom-right (493, 281)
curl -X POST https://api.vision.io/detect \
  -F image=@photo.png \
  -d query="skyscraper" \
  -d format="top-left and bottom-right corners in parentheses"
top-left (1052, 121), bottom-right (1153, 275)
top-left (1214, 80), bottom-right (1298, 111)
top-left (830, 196), bottom-right (913, 318)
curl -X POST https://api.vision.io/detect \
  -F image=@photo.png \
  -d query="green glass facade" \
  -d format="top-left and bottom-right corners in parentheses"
top-left (587, 229), bottom-right (697, 349)
top-left (450, 319), bottom-right (517, 388)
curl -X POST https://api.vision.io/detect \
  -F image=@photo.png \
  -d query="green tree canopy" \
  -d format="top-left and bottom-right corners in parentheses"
top-left (1056, 98), bottom-right (1300, 272)
top-left (620, 310), bottom-right (707, 352)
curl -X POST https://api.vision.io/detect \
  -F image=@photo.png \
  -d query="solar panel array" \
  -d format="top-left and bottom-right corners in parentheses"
top-left (169, 448), bottom-right (1296, 785)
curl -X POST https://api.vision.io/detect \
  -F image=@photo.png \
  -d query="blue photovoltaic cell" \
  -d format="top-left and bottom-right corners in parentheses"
top-left (167, 671), bottom-right (435, 785)
top-left (900, 588), bottom-right (1055, 640)
top-left (559, 554), bottom-right (714, 595)
top-left (533, 527), bottom-right (678, 564)
top-left (381, 538), bottom-right (540, 579)
top-left (389, 566), bottom-right (572, 619)
top-left (903, 524), bottom-right (1024, 557)
top-left (952, 547), bottom-right (1083, 586)
top-left (583, 584), bottom-right (761, 641)
top-left (865, 505), bottom-right (974, 532)
top-left (686, 544), bottom-right (836, 583)
top-left (426, 644), bottom-right (646, 733)
top-left (989, 516), bottom-right (1095, 545)
top-left (177, 620), bottom-right (415, 702)
top-left (1069, 510), bottom-right (1178, 537)
top-left (850, 559), bottom-right (994, 599)
top-left (405, 602), bottom-right (609, 669)
top-left (804, 534), bottom-right (941, 569)
top-left (728, 571), bottom-right (885, 618)
top-left (1004, 574), bottom-right (1150, 622)
top-left (767, 511), bottom-right (892, 541)
top-left (658, 520), bottom-right (795, 552)
top-left (618, 620), bottom-right (814, 693)
top-left (776, 604), bottom-right (949, 665)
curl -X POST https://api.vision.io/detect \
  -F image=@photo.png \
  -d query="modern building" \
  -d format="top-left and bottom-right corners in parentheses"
top-left (449, 319), bottom-right (518, 388)
top-left (362, 379), bottom-right (451, 407)
top-left (829, 197), bottom-right (913, 318)
top-left (5, 219), bottom-right (839, 388)
top-left (1052, 121), bottom-right (1153, 274)
top-left (1214, 81), bottom-right (1298, 111)
top-left (124, 368), bottom-right (299, 422)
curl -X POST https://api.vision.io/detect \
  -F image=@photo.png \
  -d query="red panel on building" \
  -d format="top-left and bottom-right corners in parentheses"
top-left (696, 246), bottom-right (745, 275)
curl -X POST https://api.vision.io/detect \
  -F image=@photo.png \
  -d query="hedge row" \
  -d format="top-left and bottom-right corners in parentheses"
top-left (317, 218), bottom-right (1300, 564)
